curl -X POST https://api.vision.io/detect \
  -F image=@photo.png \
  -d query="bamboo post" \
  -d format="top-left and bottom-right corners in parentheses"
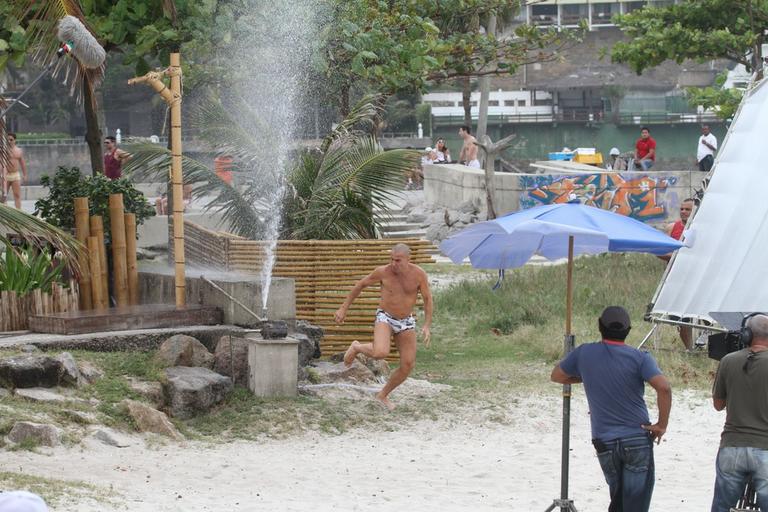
top-left (169, 53), bottom-right (186, 307)
top-left (89, 216), bottom-right (109, 307)
top-left (127, 53), bottom-right (186, 307)
top-left (74, 197), bottom-right (92, 310)
top-left (87, 236), bottom-right (104, 310)
top-left (109, 193), bottom-right (129, 307)
top-left (125, 213), bottom-right (139, 305)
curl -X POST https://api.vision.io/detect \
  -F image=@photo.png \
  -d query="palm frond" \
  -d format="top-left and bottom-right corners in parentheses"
top-left (298, 137), bottom-right (419, 239)
top-left (123, 142), bottom-right (265, 239)
top-left (0, 203), bottom-right (83, 271)
top-left (13, 0), bottom-right (105, 102)
top-left (319, 93), bottom-right (382, 153)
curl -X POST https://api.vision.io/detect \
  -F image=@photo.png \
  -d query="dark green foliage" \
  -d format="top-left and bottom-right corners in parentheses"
top-left (34, 166), bottom-right (155, 244)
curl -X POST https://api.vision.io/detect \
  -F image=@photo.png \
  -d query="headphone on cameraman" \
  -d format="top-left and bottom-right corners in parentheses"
top-left (739, 313), bottom-right (767, 347)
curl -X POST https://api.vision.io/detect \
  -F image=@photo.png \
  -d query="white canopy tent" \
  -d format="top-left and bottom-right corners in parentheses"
top-left (650, 78), bottom-right (768, 325)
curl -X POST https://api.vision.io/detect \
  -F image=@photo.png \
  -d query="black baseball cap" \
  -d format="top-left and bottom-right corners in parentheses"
top-left (600, 306), bottom-right (631, 331)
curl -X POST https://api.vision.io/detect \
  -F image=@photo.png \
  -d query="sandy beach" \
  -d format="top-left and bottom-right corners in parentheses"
top-left (2, 388), bottom-right (723, 512)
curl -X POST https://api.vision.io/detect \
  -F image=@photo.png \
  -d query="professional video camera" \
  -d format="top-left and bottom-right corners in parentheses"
top-left (707, 312), bottom-right (764, 361)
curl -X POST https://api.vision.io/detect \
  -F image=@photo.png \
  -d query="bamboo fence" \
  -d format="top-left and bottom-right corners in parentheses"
top-left (173, 221), bottom-right (435, 357)
top-left (0, 281), bottom-right (79, 332)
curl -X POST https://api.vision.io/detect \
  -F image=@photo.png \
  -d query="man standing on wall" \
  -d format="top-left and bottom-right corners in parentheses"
top-left (335, 243), bottom-right (433, 410)
top-left (697, 125), bottom-right (717, 173)
top-left (710, 314), bottom-right (768, 511)
top-left (551, 306), bottom-right (672, 512)
top-left (1, 133), bottom-right (28, 209)
top-left (634, 127), bottom-right (656, 171)
top-left (458, 125), bottom-right (480, 169)
top-left (103, 136), bottom-right (131, 180)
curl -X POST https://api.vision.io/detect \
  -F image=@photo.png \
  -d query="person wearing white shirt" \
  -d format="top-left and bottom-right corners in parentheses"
top-left (697, 125), bottom-right (717, 172)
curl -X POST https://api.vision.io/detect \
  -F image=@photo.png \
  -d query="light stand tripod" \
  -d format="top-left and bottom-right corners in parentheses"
top-left (544, 333), bottom-right (579, 512)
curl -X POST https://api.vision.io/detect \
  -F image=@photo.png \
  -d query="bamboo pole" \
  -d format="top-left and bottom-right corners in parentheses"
top-left (109, 193), bottom-right (129, 307)
top-left (87, 236), bottom-right (104, 310)
top-left (127, 53), bottom-right (186, 307)
top-left (74, 197), bottom-right (92, 310)
top-left (89, 216), bottom-right (109, 307)
top-left (124, 213), bottom-right (139, 305)
top-left (169, 53), bottom-right (185, 307)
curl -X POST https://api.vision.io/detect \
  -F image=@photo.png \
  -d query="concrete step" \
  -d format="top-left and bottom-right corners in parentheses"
top-left (379, 223), bottom-right (420, 232)
top-left (382, 229), bottom-right (427, 239)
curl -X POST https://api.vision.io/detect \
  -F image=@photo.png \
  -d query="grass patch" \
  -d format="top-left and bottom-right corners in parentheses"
top-left (415, 253), bottom-right (718, 393)
top-left (0, 471), bottom-right (118, 507)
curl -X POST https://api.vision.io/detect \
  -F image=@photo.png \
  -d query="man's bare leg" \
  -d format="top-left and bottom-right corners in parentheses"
top-left (344, 322), bottom-right (392, 366)
top-left (10, 181), bottom-right (21, 209)
top-left (375, 330), bottom-right (416, 410)
top-left (679, 325), bottom-right (693, 351)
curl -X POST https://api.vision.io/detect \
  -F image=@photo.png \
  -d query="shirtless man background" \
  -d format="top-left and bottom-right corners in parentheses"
top-left (335, 243), bottom-right (433, 410)
top-left (2, 133), bottom-right (28, 209)
top-left (458, 125), bottom-right (480, 169)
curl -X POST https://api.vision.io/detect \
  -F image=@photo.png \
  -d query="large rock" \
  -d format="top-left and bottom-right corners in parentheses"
top-left (15, 387), bottom-right (70, 403)
top-left (310, 361), bottom-right (376, 384)
top-left (155, 335), bottom-right (214, 369)
top-left (126, 377), bottom-right (164, 409)
top-left (91, 427), bottom-right (133, 448)
top-left (0, 356), bottom-right (61, 389)
top-left (77, 361), bottom-right (104, 384)
top-left (294, 333), bottom-right (319, 368)
top-left (122, 399), bottom-right (183, 440)
top-left (163, 367), bottom-right (233, 419)
top-left (406, 210), bottom-right (428, 223)
top-left (425, 223), bottom-right (450, 243)
top-left (356, 354), bottom-right (391, 378)
top-left (55, 352), bottom-right (82, 386)
top-left (213, 335), bottom-right (249, 386)
top-left (295, 320), bottom-right (323, 352)
top-left (7, 421), bottom-right (61, 447)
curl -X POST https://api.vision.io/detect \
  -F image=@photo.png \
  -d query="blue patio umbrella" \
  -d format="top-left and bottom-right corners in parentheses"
top-left (439, 203), bottom-right (683, 512)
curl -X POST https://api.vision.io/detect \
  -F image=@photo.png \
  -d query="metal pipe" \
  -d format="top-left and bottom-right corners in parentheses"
top-left (200, 275), bottom-right (266, 323)
top-left (649, 316), bottom-right (728, 333)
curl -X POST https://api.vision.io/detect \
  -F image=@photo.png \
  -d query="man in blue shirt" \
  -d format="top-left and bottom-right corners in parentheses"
top-left (551, 306), bottom-right (672, 512)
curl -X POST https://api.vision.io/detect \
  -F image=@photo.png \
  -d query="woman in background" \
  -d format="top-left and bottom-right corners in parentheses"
top-left (434, 139), bottom-right (451, 163)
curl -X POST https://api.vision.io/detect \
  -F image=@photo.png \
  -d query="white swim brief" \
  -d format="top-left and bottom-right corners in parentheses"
top-left (375, 308), bottom-right (416, 334)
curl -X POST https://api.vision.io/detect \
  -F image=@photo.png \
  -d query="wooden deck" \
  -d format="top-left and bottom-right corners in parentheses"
top-left (28, 304), bottom-right (223, 335)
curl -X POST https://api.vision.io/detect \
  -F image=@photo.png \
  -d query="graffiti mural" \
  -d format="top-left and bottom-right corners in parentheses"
top-left (520, 173), bottom-right (678, 222)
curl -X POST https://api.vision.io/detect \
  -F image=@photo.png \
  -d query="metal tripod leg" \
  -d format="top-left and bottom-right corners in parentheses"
top-left (637, 323), bottom-right (658, 350)
top-left (544, 498), bottom-right (578, 511)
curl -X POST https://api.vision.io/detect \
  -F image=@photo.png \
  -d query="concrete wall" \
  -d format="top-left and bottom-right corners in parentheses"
top-left (424, 164), bottom-right (521, 215)
top-left (425, 164), bottom-right (700, 224)
top-left (138, 270), bottom-right (295, 326)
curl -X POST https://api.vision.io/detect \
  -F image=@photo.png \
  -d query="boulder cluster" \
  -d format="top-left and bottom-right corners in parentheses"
top-left (0, 322), bottom-right (324, 446)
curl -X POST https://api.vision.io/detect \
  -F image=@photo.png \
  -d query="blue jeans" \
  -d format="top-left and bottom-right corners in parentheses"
top-left (594, 433), bottom-right (655, 512)
top-left (711, 446), bottom-right (768, 512)
top-left (638, 159), bottom-right (654, 171)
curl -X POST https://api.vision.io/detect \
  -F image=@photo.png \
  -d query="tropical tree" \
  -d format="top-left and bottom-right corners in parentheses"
top-left (611, 0), bottom-right (768, 118)
top-left (0, 204), bottom-right (83, 268)
top-left (123, 95), bottom-right (419, 240)
top-left (324, 0), bottom-right (579, 116)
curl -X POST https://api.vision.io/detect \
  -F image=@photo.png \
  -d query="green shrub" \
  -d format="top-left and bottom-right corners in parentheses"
top-left (34, 167), bottom-right (155, 244)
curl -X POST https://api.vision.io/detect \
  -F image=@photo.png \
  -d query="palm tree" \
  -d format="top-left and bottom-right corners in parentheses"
top-left (8, 1), bottom-right (105, 174)
top-left (0, 203), bottom-right (83, 268)
top-left (124, 94), bottom-right (419, 240)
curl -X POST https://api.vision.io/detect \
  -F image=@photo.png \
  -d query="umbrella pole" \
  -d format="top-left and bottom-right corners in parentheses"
top-left (546, 236), bottom-right (578, 512)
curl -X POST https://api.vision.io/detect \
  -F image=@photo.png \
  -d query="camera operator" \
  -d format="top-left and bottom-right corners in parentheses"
top-left (551, 306), bottom-right (672, 512)
top-left (711, 314), bottom-right (768, 512)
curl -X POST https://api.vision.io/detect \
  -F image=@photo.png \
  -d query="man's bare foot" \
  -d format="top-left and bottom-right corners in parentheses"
top-left (343, 341), bottom-right (359, 367)
top-left (375, 392), bottom-right (396, 411)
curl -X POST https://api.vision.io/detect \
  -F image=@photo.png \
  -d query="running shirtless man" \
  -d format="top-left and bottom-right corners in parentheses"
top-left (2, 133), bottom-right (28, 209)
top-left (458, 125), bottom-right (480, 168)
top-left (335, 243), bottom-right (433, 410)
